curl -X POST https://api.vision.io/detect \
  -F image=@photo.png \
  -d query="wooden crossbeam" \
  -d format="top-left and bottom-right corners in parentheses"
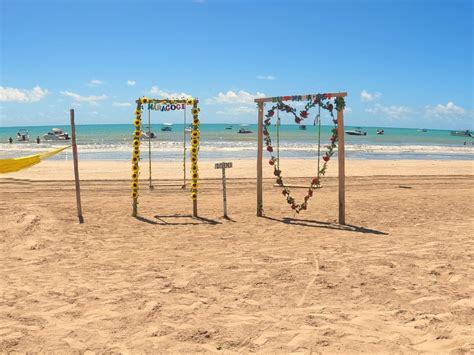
top-left (254, 93), bottom-right (347, 103)
top-left (273, 184), bottom-right (322, 189)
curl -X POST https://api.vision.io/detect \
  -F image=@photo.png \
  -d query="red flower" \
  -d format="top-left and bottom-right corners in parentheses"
top-left (274, 169), bottom-right (281, 177)
top-left (268, 110), bottom-right (274, 117)
top-left (300, 111), bottom-right (308, 118)
top-left (327, 104), bottom-right (334, 111)
top-left (311, 177), bottom-right (319, 185)
top-left (282, 190), bottom-right (288, 196)
top-left (323, 155), bottom-right (330, 162)
top-left (267, 146), bottom-right (273, 152)
top-left (304, 195), bottom-right (310, 201)
top-left (333, 119), bottom-right (338, 124)
top-left (269, 159), bottom-right (274, 165)
top-left (327, 94), bottom-right (332, 99)
top-left (263, 130), bottom-right (268, 136)
top-left (295, 117), bottom-right (301, 124)
top-left (291, 204), bottom-right (296, 209)
top-left (264, 119), bottom-right (271, 126)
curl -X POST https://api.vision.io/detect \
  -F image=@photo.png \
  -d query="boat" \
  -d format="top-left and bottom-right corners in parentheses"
top-left (143, 128), bottom-right (156, 139)
top-left (376, 129), bottom-right (385, 135)
top-left (417, 128), bottom-right (428, 132)
top-left (42, 128), bottom-right (70, 141)
top-left (185, 126), bottom-right (192, 133)
top-left (238, 128), bottom-right (253, 134)
top-left (450, 129), bottom-right (472, 137)
top-left (161, 123), bottom-right (172, 132)
top-left (225, 125), bottom-right (233, 130)
top-left (345, 128), bottom-right (367, 136)
top-left (16, 129), bottom-right (30, 142)
top-left (299, 125), bottom-right (307, 130)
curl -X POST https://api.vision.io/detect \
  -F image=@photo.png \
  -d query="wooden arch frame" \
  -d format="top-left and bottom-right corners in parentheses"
top-left (131, 97), bottom-right (201, 218)
top-left (254, 92), bottom-right (347, 224)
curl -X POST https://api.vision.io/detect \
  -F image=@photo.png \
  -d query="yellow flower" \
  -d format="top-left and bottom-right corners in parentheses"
top-left (186, 98), bottom-right (194, 105)
top-left (134, 109), bottom-right (141, 116)
top-left (131, 172), bottom-right (138, 180)
top-left (191, 182), bottom-right (198, 189)
top-left (134, 130), bottom-right (142, 138)
top-left (191, 163), bottom-right (198, 172)
top-left (133, 139), bottom-right (140, 147)
top-left (132, 156), bottom-right (139, 164)
top-left (141, 97), bottom-right (149, 104)
top-left (131, 191), bottom-right (139, 198)
top-left (132, 164), bottom-right (139, 172)
top-left (191, 130), bottom-right (199, 138)
top-left (133, 148), bottom-right (140, 156)
top-left (134, 118), bottom-right (141, 127)
top-left (192, 172), bottom-right (199, 179)
top-left (191, 192), bottom-right (197, 200)
top-left (192, 118), bottom-right (200, 126)
top-left (190, 156), bottom-right (197, 163)
top-left (190, 147), bottom-right (198, 154)
top-left (191, 138), bottom-right (199, 146)
top-left (192, 108), bottom-right (200, 116)
top-left (131, 181), bottom-right (139, 189)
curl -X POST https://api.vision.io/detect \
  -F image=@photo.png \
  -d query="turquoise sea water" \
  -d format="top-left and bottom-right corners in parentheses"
top-left (0, 123), bottom-right (473, 161)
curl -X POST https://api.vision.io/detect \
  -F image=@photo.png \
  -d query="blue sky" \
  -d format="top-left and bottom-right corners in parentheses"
top-left (0, 0), bottom-right (472, 129)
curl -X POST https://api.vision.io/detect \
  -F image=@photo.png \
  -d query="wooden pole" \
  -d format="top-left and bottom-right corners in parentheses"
top-left (337, 108), bottom-right (346, 225)
top-left (70, 109), bottom-right (84, 224)
top-left (257, 102), bottom-right (264, 216)
top-left (148, 107), bottom-right (153, 189)
top-left (193, 199), bottom-right (198, 218)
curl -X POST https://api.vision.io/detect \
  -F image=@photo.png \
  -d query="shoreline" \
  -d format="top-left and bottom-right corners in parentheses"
top-left (1, 158), bottom-right (473, 181)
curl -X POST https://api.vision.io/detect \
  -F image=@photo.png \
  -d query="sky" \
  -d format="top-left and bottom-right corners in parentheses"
top-left (0, 0), bottom-right (472, 129)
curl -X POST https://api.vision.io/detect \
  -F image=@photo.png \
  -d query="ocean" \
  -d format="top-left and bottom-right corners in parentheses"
top-left (0, 124), bottom-right (472, 161)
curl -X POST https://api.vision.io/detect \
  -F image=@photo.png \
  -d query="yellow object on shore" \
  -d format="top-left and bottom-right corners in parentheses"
top-left (0, 146), bottom-right (70, 174)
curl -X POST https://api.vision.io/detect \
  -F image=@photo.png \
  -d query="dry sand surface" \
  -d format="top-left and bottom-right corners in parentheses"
top-left (1, 159), bottom-right (473, 353)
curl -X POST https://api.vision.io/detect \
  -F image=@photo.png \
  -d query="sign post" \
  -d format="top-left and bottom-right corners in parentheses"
top-left (215, 162), bottom-right (233, 218)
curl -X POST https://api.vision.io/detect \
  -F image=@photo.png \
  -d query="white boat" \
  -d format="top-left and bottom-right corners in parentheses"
top-left (450, 130), bottom-right (472, 137)
top-left (16, 129), bottom-right (30, 142)
top-left (161, 123), bottom-right (173, 132)
top-left (43, 128), bottom-right (70, 141)
top-left (376, 129), bottom-right (385, 135)
top-left (299, 125), bottom-right (307, 130)
top-left (142, 126), bottom-right (156, 138)
top-left (185, 126), bottom-right (192, 133)
top-left (345, 128), bottom-right (367, 136)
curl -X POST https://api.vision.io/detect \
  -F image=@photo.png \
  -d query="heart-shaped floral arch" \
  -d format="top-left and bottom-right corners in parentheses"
top-left (263, 94), bottom-right (346, 213)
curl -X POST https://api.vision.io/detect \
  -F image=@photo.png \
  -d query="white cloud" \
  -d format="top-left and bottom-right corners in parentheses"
top-left (0, 85), bottom-right (49, 102)
top-left (425, 102), bottom-right (466, 117)
top-left (257, 75), bottom-right (276, 80)
top-left (345, 106), bottom-right (352, 114)
top-left (365, 104), bottom-right (411, 119)
top-left (60, 91), bottom-right (107, 104)
top-left (216, 106), bottom-right (255, 115)
top-left (360, 89), bottom-right (381, 102)
top-left (88, 79), bottom-right (104, 86)
top-left (127, 80), bottom-right (136, 86)
top-left (207, 90), bottom-right (266, 105)
top-left (113, 102), bottom-right (132, 107)
top-left (148, 86), bottom-right (191, 99)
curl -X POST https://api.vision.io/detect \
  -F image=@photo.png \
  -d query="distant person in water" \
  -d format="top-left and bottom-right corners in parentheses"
top-left (36, 136), bottom-right (41, 144)
top-left (8, 137), bottom-right (13, 144)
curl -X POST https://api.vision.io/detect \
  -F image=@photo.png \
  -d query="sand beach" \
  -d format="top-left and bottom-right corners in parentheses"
top-left (1, 159), bottom-right (473, 353)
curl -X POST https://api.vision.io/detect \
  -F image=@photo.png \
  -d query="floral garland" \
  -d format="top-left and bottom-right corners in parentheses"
top-left (130, 96), bottom-right (201, 202)
top-left (263, 95), bottom-right (345, 213)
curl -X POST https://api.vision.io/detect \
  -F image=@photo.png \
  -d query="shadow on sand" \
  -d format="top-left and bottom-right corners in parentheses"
top-left (262, 216), bottom-right (388, 235)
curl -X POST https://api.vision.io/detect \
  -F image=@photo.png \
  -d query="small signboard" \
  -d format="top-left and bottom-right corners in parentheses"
top-left (214, 162), bottom-right (233, 218)
top-left (215, 162), bottom-right (233, 169)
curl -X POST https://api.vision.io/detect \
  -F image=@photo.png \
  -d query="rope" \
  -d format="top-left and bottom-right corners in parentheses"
top-left (317, 103), bottom-right (322, 179)
top-left (148, 106), bottom-right (153, 189)
top-left (183, 104), bottom-right (187, 188)
top-left (276, 108), bottom-right (280, 171)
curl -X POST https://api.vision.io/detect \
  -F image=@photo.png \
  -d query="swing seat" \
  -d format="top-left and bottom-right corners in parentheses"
top-left (273, 183), bottom-right (322, 189)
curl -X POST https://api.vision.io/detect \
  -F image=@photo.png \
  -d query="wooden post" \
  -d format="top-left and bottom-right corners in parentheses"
top-left (193, 199), bottom-right (198, 218)
top-left (70, 109), bottom-right (84, 224)
top-left (256, 102), bottom-right (264, 216)
top-left (337, 108), bottom-right (345, 225)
